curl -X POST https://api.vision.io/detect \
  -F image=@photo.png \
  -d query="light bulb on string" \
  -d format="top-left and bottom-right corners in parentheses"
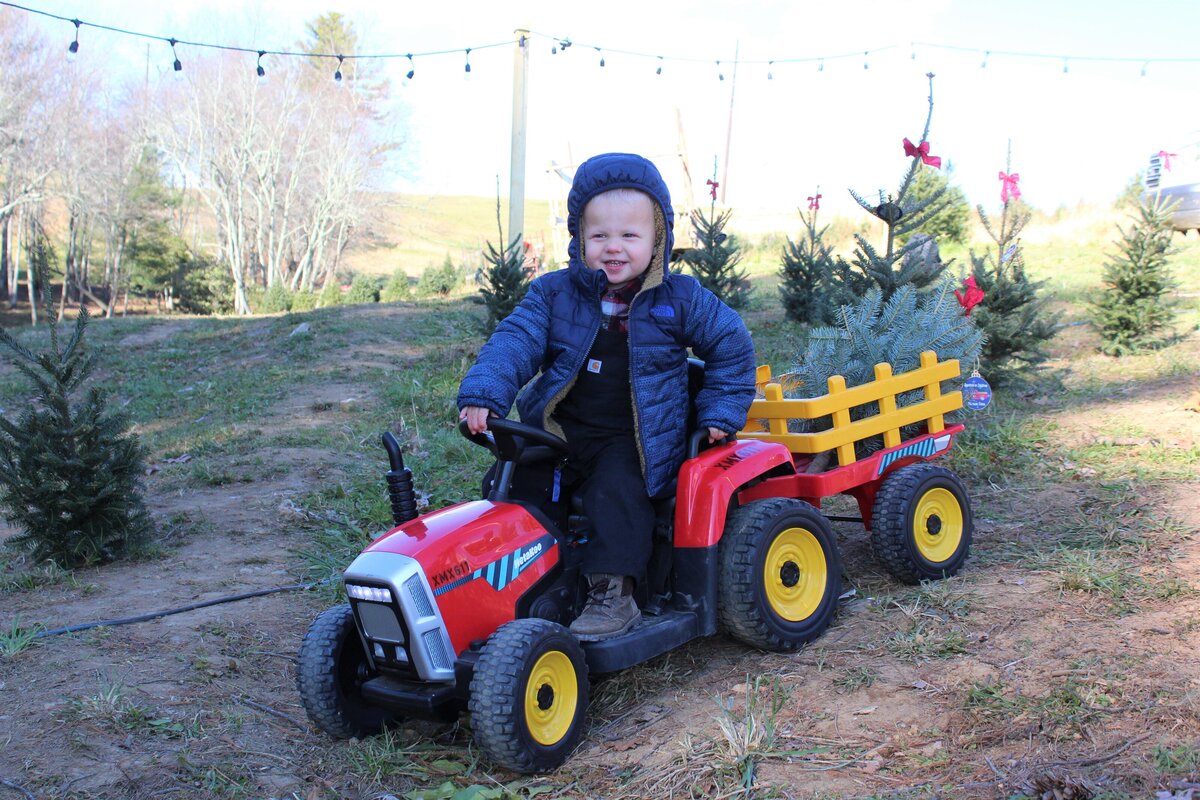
top-left (464, 48), bottom-right (472, 74)
top-left (169, 37), bottom-right (182, 73)
top-left (406, 54), bottom-right (415, 80)
top-left (863, 50), bottom-right (869, 70)
top-left (1140, 61), bottom-right (1148, 77)
top-left (656, 56), bottom-right (663, 75)
top-left (1062, 58), bottom-right (1068, 74)
top-left (818, 59), bottom-right (824, 72)
top-left (981, 50), bottom-right (989, 68)
top-left (767, 60), bottom-right (773, 80)
top-left (717, 60), bottom-right (724, 81)
top-left (66, 18), bottom-right (80, 62)
top-left (256, 50), bottom-right (266, 82)
top-left (596, 46), bottom-right (604, 67)
top-left (334, 54), bottom-right (344, 82)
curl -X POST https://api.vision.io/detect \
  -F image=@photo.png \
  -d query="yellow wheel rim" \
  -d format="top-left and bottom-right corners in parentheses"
top-left (524, 650), bottom-right (578, 746)
top-left (912, 487), bottom-right (964, 564)
top-left (763, 527), bottom-right (827, 622)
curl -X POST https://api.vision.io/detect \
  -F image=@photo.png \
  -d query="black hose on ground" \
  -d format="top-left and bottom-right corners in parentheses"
top-left (30, 578), bottom-right (332, 639)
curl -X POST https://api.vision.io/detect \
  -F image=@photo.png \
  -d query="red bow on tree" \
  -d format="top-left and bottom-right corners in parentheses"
top-left (706, 178), bottom-right (719, 200)
top-left (999, 171), bottom-right (1021, 203)
top-left (955, 275), bottom-right (985, 316)
top-left (1158, 150), bottom-right (1178, 171)
top-left (903, 137), bottom-right (941, 168)
top-left (807, 193), bottom-right (822, 210)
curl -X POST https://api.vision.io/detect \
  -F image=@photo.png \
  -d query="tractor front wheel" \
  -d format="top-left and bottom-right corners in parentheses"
top-left (871, 464), bottom-right (973, 584)
top-left (718, 498), bottom-right (842, 652)
top-left (297, 603), bottom-right (400, 738)
top-left (469, 618), bottom-right (589, 773)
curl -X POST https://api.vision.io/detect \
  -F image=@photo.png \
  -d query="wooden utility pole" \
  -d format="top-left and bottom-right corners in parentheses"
top-left (508, 29), bottom-right (530, 246)
top-left (720, 41), bottom-right (739, 205)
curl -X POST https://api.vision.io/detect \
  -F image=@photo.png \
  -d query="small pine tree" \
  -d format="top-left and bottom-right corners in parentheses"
top-left (477, 192), bottom-right (530, 333)
top-left (967, 147), bottom-right (1056, 383)
top-left (680, 206), bottom-right (752, 310)
top-left (778, 203), bottom-right (868, 326)
top-left (345, 274), bottom-right (380, 305)
top-left (257, 282), bottom-right (293, 313)
top-left (380, 268), bottom-right (412, 303)
top-left (417, 256), bottom-right (461, 297)
top-left (0, 289), bottom-right (153, 567)
top-left (846, 73), bottom-right (955, 300)
top-left (317, 278), bottom-right (343, 308)
top-left (1090, 196), bottom-right (1179, 355)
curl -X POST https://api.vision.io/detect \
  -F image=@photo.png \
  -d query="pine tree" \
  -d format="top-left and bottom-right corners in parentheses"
top-left (846, 73), bottom-right (955, 300)
top-left (0, 277), bottom-right (153, 567)
top-left (966, 146), bottom-right (1057, 383)
top-left (778, 202), bottom-right (868, 326)
top-left (478, 191), bottom-right (530, 333)
top-left (1090, 196), bottom-right (1179, 355)
top-left (680, 205), bottom-right (752, 310)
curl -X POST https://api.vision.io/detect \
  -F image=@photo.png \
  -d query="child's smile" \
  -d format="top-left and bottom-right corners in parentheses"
top-left (582, 190), bottom-right (656, 287)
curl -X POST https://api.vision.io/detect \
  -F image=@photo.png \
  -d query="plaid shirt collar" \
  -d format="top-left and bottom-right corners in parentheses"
top-left (599, 277), bottom-right (643, 333)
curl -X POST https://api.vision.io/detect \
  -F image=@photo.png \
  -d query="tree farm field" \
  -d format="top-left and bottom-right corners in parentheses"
top-left (0, 213), bottom-right (1198, 800)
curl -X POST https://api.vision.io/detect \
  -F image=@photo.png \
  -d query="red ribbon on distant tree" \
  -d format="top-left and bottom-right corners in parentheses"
top-left (955, 275), bottom-right (985, 316)
top-left (1158, 150), bottom-right (1178, 171)
top-left (706, 178), bottom-right (719, 200)
top-left (999, 171), bottom-right (1021, 203)
top-left (903, 137), bottom-right (941, 168)
top-left (807, 193), bottom-right (822, 210)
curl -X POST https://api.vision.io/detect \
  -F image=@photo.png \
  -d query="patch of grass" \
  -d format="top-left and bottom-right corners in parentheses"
top-left (832, 665), bottom-right (878, 693)
top-left (64, 681), bottom-right (194, 738)
top-left (175, 749), bottom-right (254, 799)
top-left (0, 615), bottom-right (43, 657)
top-left (885, 620), bottom-right (969, 661)
top-left (1150, 741), bottom-right (1200, 776)
top-left (946, 411), bottom-right (1055, 486)
top-left (0, 557), bottom-right (77, 594)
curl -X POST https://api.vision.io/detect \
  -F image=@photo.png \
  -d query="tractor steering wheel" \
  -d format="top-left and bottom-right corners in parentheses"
top-left (458, 417), bottom-right (569, 464)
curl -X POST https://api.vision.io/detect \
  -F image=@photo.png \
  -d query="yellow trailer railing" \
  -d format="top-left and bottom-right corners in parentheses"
top-left (740, 351), bottom-right (963, 468)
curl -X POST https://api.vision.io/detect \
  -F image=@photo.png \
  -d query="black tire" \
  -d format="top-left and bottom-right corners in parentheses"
top-left (296, 604), bottom-right (399, 738)
top-left (469, 618), bottom-right (589, 773)
top-left (870, 464), bottom-right (973, 584)
top-left (718, 498), bottom-right (842, 652)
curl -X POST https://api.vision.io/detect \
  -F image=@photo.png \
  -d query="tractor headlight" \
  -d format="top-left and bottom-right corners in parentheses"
top-left (345, 583), bottom-right (394, 603)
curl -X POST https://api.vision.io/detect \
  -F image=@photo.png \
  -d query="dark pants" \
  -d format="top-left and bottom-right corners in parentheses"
top-left (566, 430), bottom-right (655, 581)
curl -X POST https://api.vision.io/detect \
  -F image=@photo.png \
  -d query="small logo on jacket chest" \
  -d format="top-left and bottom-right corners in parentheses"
top-left (650, 304), bottom-right (675, 318)
top-left (587, 359), bottom-right (602, 373)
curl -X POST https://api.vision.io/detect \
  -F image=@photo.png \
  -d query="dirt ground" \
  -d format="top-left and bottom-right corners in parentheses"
top-left (1, 313), bottom-right (1198, 800)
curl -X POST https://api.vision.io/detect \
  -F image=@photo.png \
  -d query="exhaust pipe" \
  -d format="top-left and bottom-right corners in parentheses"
top-left (382, 432), bottom-right (419, 525)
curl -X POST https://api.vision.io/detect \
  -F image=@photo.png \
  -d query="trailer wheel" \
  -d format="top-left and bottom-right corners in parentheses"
top-left (871, 464), bottom-right (973, 584)
top-left (297, 604), bottom-right (399, 738)
top-left (469, 618), bottom-right (589, 773)
top-left (719, 498), bottom-right (842, 652)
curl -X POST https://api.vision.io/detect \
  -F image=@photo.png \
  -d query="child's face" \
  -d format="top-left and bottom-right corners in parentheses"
top-left (581, 190), bottom-right (656, 288)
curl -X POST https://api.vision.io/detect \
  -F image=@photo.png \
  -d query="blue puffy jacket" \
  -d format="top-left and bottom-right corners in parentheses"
top-left (457, 153), bottom-right (756, 497)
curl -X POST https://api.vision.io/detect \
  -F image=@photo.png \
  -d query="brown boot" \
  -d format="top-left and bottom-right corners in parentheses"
top-left (569, 574), bottom-right (641, 641)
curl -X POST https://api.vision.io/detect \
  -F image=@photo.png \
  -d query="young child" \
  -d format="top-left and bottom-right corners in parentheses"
top-left (457, 152), bottom-right (755, 640)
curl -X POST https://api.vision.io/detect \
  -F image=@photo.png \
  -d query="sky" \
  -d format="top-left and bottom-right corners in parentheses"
top-left (14, 0), bottom-right (1200, 223)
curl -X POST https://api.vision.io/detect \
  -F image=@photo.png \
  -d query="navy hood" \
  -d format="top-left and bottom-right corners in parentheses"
top-left (566, 153), bottom-right (675, 285)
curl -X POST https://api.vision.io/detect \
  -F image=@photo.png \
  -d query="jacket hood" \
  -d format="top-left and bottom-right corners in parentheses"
top-left (566, 153), bottom-right (675, 292)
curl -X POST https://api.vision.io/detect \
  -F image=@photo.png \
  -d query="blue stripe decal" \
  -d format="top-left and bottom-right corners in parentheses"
top-left (876, 436), bottom-right (941, 476)
top-left (432, 533), bottom-right (556, 596)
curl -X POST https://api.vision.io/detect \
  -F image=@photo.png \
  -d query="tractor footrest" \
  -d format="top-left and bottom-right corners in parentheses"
top-left (360, 675), bottom-right (462, 722)
top-left (582, 610), bottom-right (700, 675)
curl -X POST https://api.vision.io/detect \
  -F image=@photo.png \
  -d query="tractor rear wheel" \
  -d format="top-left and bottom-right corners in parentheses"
top-left (871, 464), bottom-right (973, 584)
top-left (297, 603), bottom-right (399, 738)
top-left (469, 618), bottom-right (589, 773)
top-left (718, 498), bottom-right (842, 652)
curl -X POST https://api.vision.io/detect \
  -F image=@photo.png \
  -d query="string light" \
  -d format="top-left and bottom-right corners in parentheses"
top-left (169, 37), bottom-right (181, 72)
top-left (334, 54), bottom-right (344, 81)
top-left (256, 50), bottom-right (265, 80)
top-left (464, 47), bottom-right (471, 73)
top-left (863, 50), bottom-right (869, 70)
top-left (596, 46), bottom-right (604, 67)
top-left (767, 60), bottom-right (773, 80)
top-left (1062, 57), bottom-right (1068, 74)
top-left (66, 18), bottom-right (80, 61)
top-left (656, 55), bottom-right (663, 75)
top-left (818, 59), bottom-right (824, 72)
top-left (406, 53), bottom-right (415, 79)
top-left (1141, 61), bottom-right (1148, 77)
top-left (981, 50), bottom-right (989, 68)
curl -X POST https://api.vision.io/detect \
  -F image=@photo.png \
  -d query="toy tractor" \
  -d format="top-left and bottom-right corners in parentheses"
top-left (297, 351), bottom-right (973, 772)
